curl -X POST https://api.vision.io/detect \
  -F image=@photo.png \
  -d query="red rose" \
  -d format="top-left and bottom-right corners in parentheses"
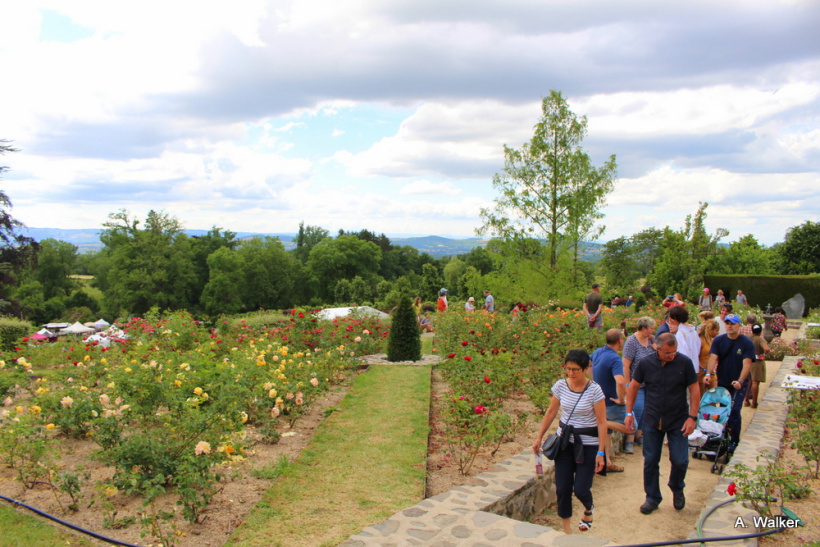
top-left (484, 376), bottom-right (492, 384)
top-left (464, 356), bottom-right (472, 361)
top-left (448, 353), bottom-right (456, 358)
top-left (461, 341), bottom-right (469, 346)
top-left (474, 405), bottom-right (487, 414)
top-left (727, 483), bottom-right (737, 496)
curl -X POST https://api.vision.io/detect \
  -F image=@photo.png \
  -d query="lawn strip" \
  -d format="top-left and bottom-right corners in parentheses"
top-left (0, 503), bottom-right (95, 546)
top-left (228, 365), bottom-right (431, 547)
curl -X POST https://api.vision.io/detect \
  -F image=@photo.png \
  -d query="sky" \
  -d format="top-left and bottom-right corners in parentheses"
top-left (1, 0), bottom-right (818, 246)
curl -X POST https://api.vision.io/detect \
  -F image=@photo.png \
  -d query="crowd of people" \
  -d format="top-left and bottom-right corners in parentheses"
top-left (532, 283), bottom-right (783, 532)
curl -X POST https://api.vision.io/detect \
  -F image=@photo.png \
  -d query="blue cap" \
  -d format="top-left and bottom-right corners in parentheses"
top-left (724, 314), bottom-right (741, 324)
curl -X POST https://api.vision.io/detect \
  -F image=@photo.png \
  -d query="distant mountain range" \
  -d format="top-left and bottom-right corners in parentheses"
top-left (20, 228), bottom-right (491, 258)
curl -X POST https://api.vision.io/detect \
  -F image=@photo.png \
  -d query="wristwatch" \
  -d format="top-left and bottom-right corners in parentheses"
top-left (688, 415), bottom-right (698, 421)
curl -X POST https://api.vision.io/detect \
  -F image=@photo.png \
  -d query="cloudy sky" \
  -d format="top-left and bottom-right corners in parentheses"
top-left (1, 0), bottom-right (818, 246)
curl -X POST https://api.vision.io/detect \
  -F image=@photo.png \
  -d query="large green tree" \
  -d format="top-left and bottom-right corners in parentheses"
top-left (479, 90), bottom-right (617, 271)
top-left (236, 237), bottom-right (298, 310)
top-left (647, 203), bottom-right (727, 300)
top-left (709, 234), bottom-right (775, 275)
top-left (200, 247), bottom-right (244, 315)
top-left (0, 140), bottom-right (38, 316)
top-left (97, 210), bottom-right (197, 316)
top-left (293, 222), bottom-right (330, 263)
top-left (776, 221), bottom-right (820, 274)
top-left (307, 235), bottom-right (382, 302)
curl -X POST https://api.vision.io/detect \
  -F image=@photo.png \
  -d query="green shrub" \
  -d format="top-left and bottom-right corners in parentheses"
top-left (0, 317), bottom-right (32, 351)
top-left (386, 295), bottom-right (421, 362)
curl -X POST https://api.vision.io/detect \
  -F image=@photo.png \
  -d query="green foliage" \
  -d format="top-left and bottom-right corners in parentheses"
top-left (647, 202), bottom-right (727, 301)
top-left (308, 235), bottom-right (382, 302)
top-left (201, 247), bottom-right (244, 315)
top-left (0, 406), bottom-right (58, 488)
top-left (0, 316), bottom-right (31, 350)
top-left (479, 90), bottom-right (616, 271)
top-left (726, 453), bottom-right (813, 520)
top-left (710, 234), bottom-right (776, 275)
top-left (386, 294), bottom-right (421, 362)
top-left (421, 263), bottom-right (443, 301)
top-left (97, 210), bottom-right (197, 316)
top-left (777, 221), bottom-right (820, 274)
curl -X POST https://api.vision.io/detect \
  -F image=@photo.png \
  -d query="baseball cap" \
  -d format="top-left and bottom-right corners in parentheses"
top-left (724, 314), bottom-right (741, 324)
top-left (752, 323), bottom-right (763, 334)
top-left (703, 288), bottom-right (710, 293)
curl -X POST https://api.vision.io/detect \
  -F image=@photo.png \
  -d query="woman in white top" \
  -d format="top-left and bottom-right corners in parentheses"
top-left (533, 350), bottom-right (607, 534)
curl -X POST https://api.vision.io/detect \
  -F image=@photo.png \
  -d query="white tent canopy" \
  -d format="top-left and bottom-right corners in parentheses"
top-left (94, 318), bottom-right (111, 330)
top-left (61, 321), bottom-right (96, 334)
top-left (315, 306), bottom-right (389, 321)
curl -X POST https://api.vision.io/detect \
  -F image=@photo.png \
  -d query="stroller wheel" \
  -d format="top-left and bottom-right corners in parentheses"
top-left (717, 464), bottom-right (725, 474)
top-left (711, 463), bottom-right (719, 474)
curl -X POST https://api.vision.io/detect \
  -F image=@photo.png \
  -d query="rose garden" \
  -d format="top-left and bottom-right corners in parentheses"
top-left (1, 302), bottom-right (819, 546)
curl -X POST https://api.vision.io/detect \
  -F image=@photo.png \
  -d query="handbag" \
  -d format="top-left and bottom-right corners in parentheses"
top-left (541, 380), bottom-right (591, 460)
top-left (542, 432), bottom-right (560, 460)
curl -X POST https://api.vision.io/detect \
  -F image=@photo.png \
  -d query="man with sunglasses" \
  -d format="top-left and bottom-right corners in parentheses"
top-left (704, 313), bottom-right (754, 452)
top-left (625, 333), bottom-right (700, 515)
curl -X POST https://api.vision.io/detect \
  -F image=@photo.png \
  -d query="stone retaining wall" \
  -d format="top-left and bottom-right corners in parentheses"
top-left (344, 327), bottom-right (806, 545)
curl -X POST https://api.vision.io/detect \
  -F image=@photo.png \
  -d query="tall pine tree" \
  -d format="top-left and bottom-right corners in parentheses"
top-left (386, 293), bottom-right (421, 362)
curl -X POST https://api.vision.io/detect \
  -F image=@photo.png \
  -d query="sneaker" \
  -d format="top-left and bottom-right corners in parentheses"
top-left (640, 500), bottom-right (659, 514)
top-left (624, 441), bottom-right (634, 454)
top-left (634, 436), bottom-right (643, 446)
top-left (673, 490), bottom-right (685, 510)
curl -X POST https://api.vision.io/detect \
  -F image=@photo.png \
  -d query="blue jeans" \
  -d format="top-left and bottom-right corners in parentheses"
top-left (642, 425), bottom-right (689, 505)
top-left (725, 383), bottom-right (748, 446)
top-left (554, 443), bottom-right (598, 519)
top-left (633, 387), bottom-right (646, 432)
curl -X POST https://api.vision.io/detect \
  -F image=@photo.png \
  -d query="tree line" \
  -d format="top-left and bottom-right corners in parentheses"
top-left (2, 90), bottom-right (818, 324)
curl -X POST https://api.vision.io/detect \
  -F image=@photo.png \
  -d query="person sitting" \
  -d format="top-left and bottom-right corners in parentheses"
top-left (419, 312), bottom-right (434, 333)
top-left (464, 297), bottom-right (476, 312)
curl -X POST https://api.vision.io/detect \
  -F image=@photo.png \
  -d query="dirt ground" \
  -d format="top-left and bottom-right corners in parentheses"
top-left (0, 384), bottom-right (353, 547)
top-left (2, 350), bottom-right (819, 546)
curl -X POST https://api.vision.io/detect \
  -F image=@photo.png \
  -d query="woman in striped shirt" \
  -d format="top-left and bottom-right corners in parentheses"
top-left (533, 349), bottom-right (608, 534)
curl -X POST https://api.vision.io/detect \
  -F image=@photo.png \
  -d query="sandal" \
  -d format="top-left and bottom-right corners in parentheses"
top-left (606, 463), bottom-right (624, 473)
top-left (579, 507), bottom-right (594, 531)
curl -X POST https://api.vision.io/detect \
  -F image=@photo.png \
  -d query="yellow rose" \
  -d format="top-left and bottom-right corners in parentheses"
top-left (193, 387), bottom-right (203, 395)
top-left (46, 423), bottom-right (56, 430)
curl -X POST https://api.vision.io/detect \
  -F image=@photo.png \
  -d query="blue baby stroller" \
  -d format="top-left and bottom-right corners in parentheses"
top-left (690, 387), bottom-right (733, 474)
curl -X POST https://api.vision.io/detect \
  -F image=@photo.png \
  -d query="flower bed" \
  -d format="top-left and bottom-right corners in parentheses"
top-left (0, 309), bottom-right (388, 542)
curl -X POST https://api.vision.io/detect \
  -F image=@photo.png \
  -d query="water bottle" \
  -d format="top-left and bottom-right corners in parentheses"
top-left (535, 452), bottom-right (543, 475)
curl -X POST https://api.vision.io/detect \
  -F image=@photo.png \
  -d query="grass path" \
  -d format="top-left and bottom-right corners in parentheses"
top-left (228, 364), bottom-right (432, 547)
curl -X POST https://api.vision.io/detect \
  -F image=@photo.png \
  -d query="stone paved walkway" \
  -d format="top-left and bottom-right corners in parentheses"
top-left (342, 327), bottom-right (806, 546)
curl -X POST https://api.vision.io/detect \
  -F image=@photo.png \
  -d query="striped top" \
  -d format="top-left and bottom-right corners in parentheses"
top-left (552, 379), bottom-right (604, 446)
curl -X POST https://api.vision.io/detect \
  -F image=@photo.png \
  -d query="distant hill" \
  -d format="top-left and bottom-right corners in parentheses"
top-left (21, 228), bottom-right (604, 260)
top-left (20, 228), bottom-right (490, 258)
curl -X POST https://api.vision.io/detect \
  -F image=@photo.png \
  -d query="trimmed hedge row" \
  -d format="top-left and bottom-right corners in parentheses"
top-left (703, 274), bottom-right (820, 314)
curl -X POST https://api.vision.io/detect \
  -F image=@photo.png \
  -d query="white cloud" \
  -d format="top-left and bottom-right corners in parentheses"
top-left (399, 180), bottom-right (461, 196)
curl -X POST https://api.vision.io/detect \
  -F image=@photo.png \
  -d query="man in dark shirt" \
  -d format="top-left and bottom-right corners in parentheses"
top-left (583, 283), bottom-right (603, 329)
top-left (626, 333), bottom-right (700, 515)
top-left (704, 313), bottom-right (754, 449)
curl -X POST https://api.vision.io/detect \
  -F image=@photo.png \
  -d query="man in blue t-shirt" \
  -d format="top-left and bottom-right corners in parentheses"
top-left (704, 313), bottom-right (755, 450)
top-left (592, 328), bottom-right (627, 472)
top-left (483, 290), bottom-right (494, 313)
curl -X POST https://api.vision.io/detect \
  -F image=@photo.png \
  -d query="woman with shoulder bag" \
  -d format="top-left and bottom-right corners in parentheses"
top-left (532, 350), bottom-right (608, 534)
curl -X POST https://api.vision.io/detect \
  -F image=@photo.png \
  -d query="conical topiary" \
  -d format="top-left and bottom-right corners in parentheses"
top-left (386, 293), bottom-right (422, 362)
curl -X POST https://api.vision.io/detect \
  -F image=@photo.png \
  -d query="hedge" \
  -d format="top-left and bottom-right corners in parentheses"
top-left (703, 274), bottom-right (820, 315)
